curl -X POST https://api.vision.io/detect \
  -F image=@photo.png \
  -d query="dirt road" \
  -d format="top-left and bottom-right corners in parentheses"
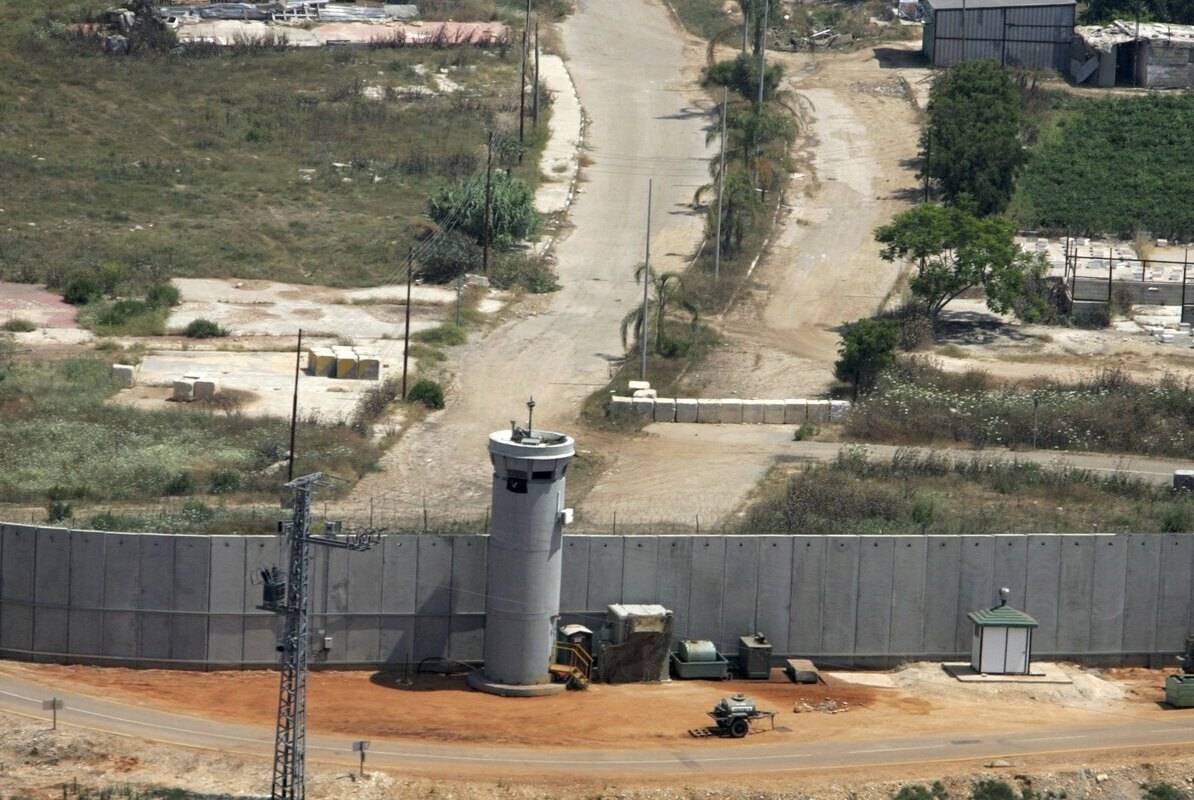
top-left (346, 0), bottom-right (713, 521)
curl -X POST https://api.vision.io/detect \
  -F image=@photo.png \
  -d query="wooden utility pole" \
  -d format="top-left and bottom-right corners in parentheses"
top-left (756, 0), bottom-right (769, 109)
top-left (518, 0), bottom-right (531, 158)
top-left (532, 21), bottom-right (541, 129)
top-left (287, 328), bottom-right (303, 482)
top-left (714, 87), bottom-right (728, 282)
top-left (483, 131), bottom-right (494, 273)
top-left (401, 248), bottom-right (413, 399)
top-left (640, 179), bottom-right (653, 382)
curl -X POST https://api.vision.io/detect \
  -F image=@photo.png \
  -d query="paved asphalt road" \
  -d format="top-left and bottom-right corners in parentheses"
top-left (2, 673), bottom-right (1192, 778)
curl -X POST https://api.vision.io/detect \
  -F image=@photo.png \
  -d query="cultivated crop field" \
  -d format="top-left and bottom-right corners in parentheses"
top-left (1011, 94), bottom-right (1194, 240)
top-left (0, 1), bottom-right (546, 289)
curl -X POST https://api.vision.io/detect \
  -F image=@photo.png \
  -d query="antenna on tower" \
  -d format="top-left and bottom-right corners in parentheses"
top-left (526, 396), bottom-right (536, 433)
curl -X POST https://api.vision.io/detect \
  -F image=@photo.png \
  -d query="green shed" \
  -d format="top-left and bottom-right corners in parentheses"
top-left (969, 597), bottom-right (1038, 675)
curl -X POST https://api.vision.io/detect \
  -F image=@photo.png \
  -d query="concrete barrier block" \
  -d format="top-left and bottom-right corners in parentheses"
top-left (112, 364), bottom-right (135, 388)
top-left (696, 398), bottom-right (720, 423)
top-left (356, 352), bottom-right (380, 380)
top-left (311, 347), bottom-right (336, 377)
top-left (1175, 470), bottom-right (1194, 491)
top-left (763, 400), bottom-right (785, 424)
top-left (720, 398), bottom-right (743, 424)
top-left (610, 396), bottom-right (634, 417)
top-left (741, 399), bottom-right (765, 424)
top-left (783, 399), bottom-right (807, 425)
top-left (653, 397), bottom-right (676, 423)
top-left (333, 347), bottom-right (357, 379)
top-left (193, 379), bottom-right (217, 401)
top-left (806, 399), bottom-right (831, 423)
top-left (829, 400), bottom-right (850, 422)
top-left (627, 380), bottom-right (651, 392)
top-left (632, 397), bottom-right (655, 418)
top-left (172, 379), bottom-right (195, 402)
top-left (675, 398), bottom-right (698, 423)
top-left (632, 388), bottom-right (658, 399)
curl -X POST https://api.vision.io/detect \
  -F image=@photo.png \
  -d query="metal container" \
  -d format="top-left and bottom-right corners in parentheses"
top-left (737, 633), bottom-right (772, 679)
top-left (678, 639), bottom-right (718, 663)
top-left (670, 640), bottom-right (730, 680)
top-left (1166, 674), bottom-right (1194, 708)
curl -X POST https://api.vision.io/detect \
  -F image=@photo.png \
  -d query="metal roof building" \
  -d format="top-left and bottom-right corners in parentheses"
top-left (921, 0), bottom-right (1076, 70)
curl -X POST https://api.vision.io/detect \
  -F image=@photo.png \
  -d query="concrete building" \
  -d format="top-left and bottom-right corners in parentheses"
top-left (921, 0), bottom-right (1076, 70)
top-left (1072, 21), bottom-right (1194, 88)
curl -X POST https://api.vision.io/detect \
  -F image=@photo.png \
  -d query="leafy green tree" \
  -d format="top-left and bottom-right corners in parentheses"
top-left (709, 171), bottom-right (761, 257)
top-left (703, 54), bottom-right (785, 103)
top-left (620, 263), bottom-right (699, 357)
top-left (875, 204), bottom-right (1045, 320)
top-left (835, 318), bottom-right (900, 399)
top-left (428, 173), bottom-right (539, 248)
top-left (924, 61), bottom-right (1025, 216)
top-left (727, 107), bottom-right (796, 172)
top-left (418, 230), bottom-right (482, 284)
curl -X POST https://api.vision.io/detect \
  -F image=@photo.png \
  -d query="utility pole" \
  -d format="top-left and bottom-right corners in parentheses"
top-left (640, 178), bottom-right (652, 382)
top-left (742, 0), bottom-right (749, 53)
top-left (532, 21), bottom-right (540, 130)
top-left (483, 131), bottom-right (494, 273)
top-left (265, 475), bottom-right (382, 800)
top-left (401, 248), bottom-right (413, 399)
top-left (756, 0), bottom-right (769, 110)
top-left (922, 128), bottom-right (931, 203)
top-left (518, 0), bottom-right (531, 157)
top-left (714, 87), bottom-right (728, 282)
top-left (287, 328), bottom-right (303, 482)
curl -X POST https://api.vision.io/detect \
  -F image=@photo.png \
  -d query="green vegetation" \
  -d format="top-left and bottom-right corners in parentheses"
top-left (1, 318), bottom-right (36, 332)
top-left (875, 204), bottom-right (1047, 321)
top-left (415, 323), bottom-right (468, 346)
top-left (739, 446), bottom-right (1194, 535)
top-left (407, 377), bottom-right (446, 409)
top-left (418, 230), bottom-right (483, 284)
top-left (429, 170), bottom-right (541, 248)
top-left (0, 2), bottom-right (544, 289)
top-left (489, 252), bottom-right (561, 293)
top-left (835, 318), bottom-right (899, 399)
top-left (0, 357), bottom-right (382, 511)
top-left (923, 61), bottom-right (1025, 216)
top-left (620, 264), bottom-right (700, 359)
top-left (1143, 784), bottom-right (1190, 800)
top-left (1011, 94), bottom-right (1194, 240)
top-left (848, 358), bottom-right (1194, 459)
top-left (182, 318), bottom-right (228, 339)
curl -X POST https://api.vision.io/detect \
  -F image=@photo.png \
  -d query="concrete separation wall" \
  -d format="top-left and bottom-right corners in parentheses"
top-left (1, 524), bottom-right (1190, 669)
top-left (611, 396), bottom-right (850, 424)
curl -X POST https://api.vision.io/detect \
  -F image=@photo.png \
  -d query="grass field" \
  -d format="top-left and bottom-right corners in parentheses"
top-left (739, 447), bottom-right (1194, 534)
top-left (0, 1), bottom-right (548, 289)
top-left (1010, 94), bottom-right (1194, 240)
top-left (0, 354), bottom-right (382, 510)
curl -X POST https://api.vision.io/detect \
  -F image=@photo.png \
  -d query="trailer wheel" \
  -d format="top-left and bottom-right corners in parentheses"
top-left (729, 718), bottom-right (749, 738)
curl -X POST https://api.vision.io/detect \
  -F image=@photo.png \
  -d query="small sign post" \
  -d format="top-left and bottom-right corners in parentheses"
top-left (42, 697), bottom-right (64, 731)
top-left (352, 740), bottom-right (369, 777)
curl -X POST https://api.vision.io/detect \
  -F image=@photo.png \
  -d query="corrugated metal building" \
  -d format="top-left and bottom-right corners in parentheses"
top-left (921, 0), bottom-right (1076, 71)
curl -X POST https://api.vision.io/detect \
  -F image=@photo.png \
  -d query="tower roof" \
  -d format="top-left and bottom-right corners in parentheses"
top-left (968, 605), bottom-right (1039, 628)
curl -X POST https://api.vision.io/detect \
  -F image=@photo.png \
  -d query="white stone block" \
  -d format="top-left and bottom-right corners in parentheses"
top-left (632, 397), bottom-right (655, 418)
top-left (111, 364), bottom-right (135, 388)
top-left (763, 400), bottom-right (785, 424)
top-left (193, 379), bottom-right (217, 401)
top-left (333, 346), bottom-right (357, 379)
top-left (696, 398), bottom-right (720, 423)
top-left (806, 399), bottom-right (831, 423)
top-left (627, 380), bottom-right (651, 392)
top-left (310, 347), bottom-right (336, 377)
top-left (632, 388), bottom-right (658, 399)
top-left (829, 399), bottom-right (851, 422)
top-left (172, 379), bottom-right (195, 402)
top-left (783, 399), bottom-right (807, 425)
top-left (720, 398), bottom-right (743, 424)
top-left (356, 352), bottom-right (381, 380)
top-left (610, 396), bottom-right (634, 417)
top-left (675, 398), bottom-right (698, 423)
top-left (741, 399), bottom-right (765, 424)
top-left (653, 397), bottom-right (676, 423)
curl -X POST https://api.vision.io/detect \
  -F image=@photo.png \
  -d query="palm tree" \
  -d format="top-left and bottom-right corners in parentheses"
top-left (620, 263), bottom-right (700, 357)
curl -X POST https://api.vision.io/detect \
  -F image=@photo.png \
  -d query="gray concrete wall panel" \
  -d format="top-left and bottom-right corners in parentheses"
top-left (414, 617), bottom-right (451, 661)
top-left (655, 537), bottom-right (693, 639)
top-left (449, 615), bottom-right (485, 661)
top-left (821, 537), bottom-right (860, 655)
top-left (208, 538), bottom-right (246, 613)
top-left (923, 538), bottom-right (961, 655)
top-left (1025, 535), bottom-right (1062, 653)
top-left (992, 535), bottom-right (1028, 609)
top-left (1090, 537), bottom-right (1127, 654)
top-left (34, 528), bottom-right (71, 654)
top-left (789, 537), bottom-right (825, 655)
top-left (322, 548), bottom-right (351, 663)
top-left (102, 535), bottom-right (140, 656)
top-left (242, 614), bottom-right (279, 664)
top-left (139, 537), bottom-right (175, 658)
top-left (856, 537), bottom-right (895, 657)
top-left (621, 537), bottom-right (658, 605)
top-left (721, 537), bottom-right (760, 649)
top-left (381, 536), bottom-right (417, 613)
top-left (448, 537), bottom-right (486, 614)
top-left (1057, 536), bottom-right (1096, 653)
top-left (585, 537), bottom-right (624, 611)
top-left (688, 537), bottom-right (726, 645)
top-left (755, 537), bottom-right (793, 654)
top-left (68, 531), bottom-right (105, 658)
top-left (956, 536), bottom-right (996, 652)
top-left (173, 538), bottom-right (210, 612)
top-left (560, 536), bottom-right (589, 613)
top-left (1, 526), bottom-right (35, 653)
top-left (346, 616), bottom-right (381, 664)
top-left (380, 618), bottom-right (415, 665)
top-left (416, 536), bottom-right (453, 616)
top-left (888, 538), bottom-right (927, 655)
top-left (140, 612), bottom-right (173, 660)
top-left (172, 615), bottom-right (208, 662)
top-left (1122, 534), bottom-right (1161, 653)
top-left (1156, 534), bottom-right (1193, 649)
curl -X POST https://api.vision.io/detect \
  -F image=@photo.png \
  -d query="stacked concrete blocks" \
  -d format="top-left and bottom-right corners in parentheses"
top-left (653, 397), bottom-right (676, 423)
top-left (111, 364), bottom-right (136, 388)
top-left (784, 399), bottom-right (808, 424)
top-left (741, 399), bottom-right (765, 424)
top-left (720, 399), bottom-right (743, 424)
top-left (308, 346), bottom-right (381, 381)
top-left (308, 347), bottom-right (336, 377)
top-left (609, 393), bottom-right (850, 425)
top-left (807, 399), bottom-right (831, 423)
top-left (763, 400), bottom-right (785, 424)
top-left (675, 398), bottom-right (698, 422)
top-left (697, 398), bottom-right (720, 423)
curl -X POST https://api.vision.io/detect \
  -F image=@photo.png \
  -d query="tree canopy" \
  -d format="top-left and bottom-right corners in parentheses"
top-left (703, 54), bottom-right (785, 104)
top-left (924, 61), bottom-right (1025, 216)
top-left (875, 204), bottom-right (1045, 319)
top-left (428, 172), bottom-right (539, 249)
top-left (835, 318), bottom-right (900, 399)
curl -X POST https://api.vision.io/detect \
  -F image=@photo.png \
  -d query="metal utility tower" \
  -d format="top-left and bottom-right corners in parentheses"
top-left (264, 473), bottom-right (381, 800)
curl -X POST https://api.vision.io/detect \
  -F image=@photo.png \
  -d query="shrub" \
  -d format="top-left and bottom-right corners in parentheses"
top-left (490, 255), bottom-right (560, 293)
top-left (835, 318), bottom-right (899, 399)
top-left (146, 283), bottom-right (181, 309)
top-left (351, 375), bottom-right (403, 433)
top-left (1, 318), bottom-right (36, 332)
top-left (894, 783), bottom-right (949, 800)
top-left (63, 274), bottom-right (102, 305)
top-left (209, 469), bottom-right (242, 495)
top-left (407, 378), bottom-right (445, 409)
top-left (1143, 784), bottom-right (1189, 800)
top-left (419, 230), bottom-right (482, 284)
top-left (428, 172), bottom-right (540, 247)
top-left (95, 299), bottom-right (151, 327)
top-left (414, 323), bottom-right (467, 346)
top-left (46, 500), bottom-right (73, 523)
top-left (163, 471), bottom-right (195, 496)
top-left (183, 318), bottom-right (228, 338)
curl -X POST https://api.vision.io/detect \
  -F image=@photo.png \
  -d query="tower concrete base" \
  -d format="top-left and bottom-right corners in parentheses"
top-left (467, 669), bottom-right (566, 697)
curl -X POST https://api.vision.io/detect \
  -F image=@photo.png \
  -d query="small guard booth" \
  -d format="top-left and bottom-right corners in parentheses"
top-left (968, 595), bottom-right (1038, 675)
